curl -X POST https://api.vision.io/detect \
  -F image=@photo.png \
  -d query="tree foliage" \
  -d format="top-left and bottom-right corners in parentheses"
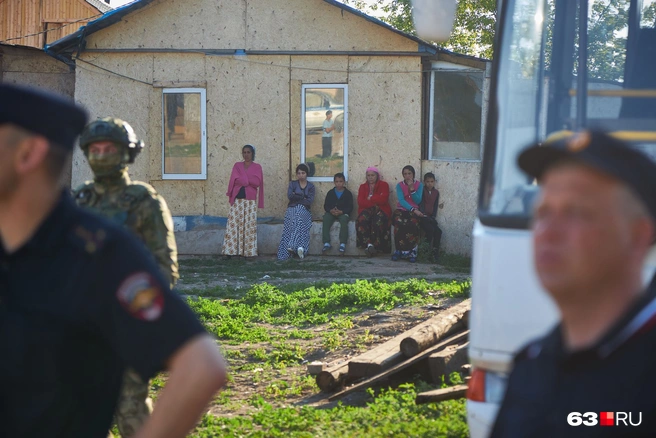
top-left (343, 0), bottom-right (497, 59)
top-left (343, 0), bottom-right (656, 81)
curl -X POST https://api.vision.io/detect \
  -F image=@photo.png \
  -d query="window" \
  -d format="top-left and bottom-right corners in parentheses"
top-left (300, 84), bottom-right (348, 181)
top-left (162, 88), bottom-right (206, 180)
top-left (429, 67), bottom-right (484, 160)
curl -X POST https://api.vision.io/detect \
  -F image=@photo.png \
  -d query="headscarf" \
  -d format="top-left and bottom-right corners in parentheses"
top-left (365, 166), bottom-right (382, 182)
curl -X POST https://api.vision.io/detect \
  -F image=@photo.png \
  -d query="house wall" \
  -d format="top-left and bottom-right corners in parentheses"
top-left (71, 0), bottom-right (481, 255)
top-left (73, 0), bottom-right (423, 221)
top-left (419, 61), bottom-right (491, 256)
top-left (0, 45), bottom-right (76, 186)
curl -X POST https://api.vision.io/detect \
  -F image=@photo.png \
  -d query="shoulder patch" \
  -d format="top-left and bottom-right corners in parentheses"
top-left (72, 181), bottom-right (96, 205)
top-left (72, 224), bottom-right (108, 254)
top-left (117, 272), bottom-right (165, 321)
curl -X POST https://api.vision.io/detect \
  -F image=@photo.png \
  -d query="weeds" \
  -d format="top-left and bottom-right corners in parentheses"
top-left (191, 383), bottom-right (468, 437)
top-left (188, 279), bottom-right (470, 351)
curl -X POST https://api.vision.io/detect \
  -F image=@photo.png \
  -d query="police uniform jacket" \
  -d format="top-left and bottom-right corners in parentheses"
top-left (0, 192), bottom-right (206, 438)
top-left (491, 278), bottom-right (656, 437)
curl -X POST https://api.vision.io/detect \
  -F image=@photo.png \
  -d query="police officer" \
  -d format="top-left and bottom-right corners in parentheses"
top-left (0, 84), bottom-right (227, 437)
top-left (491, 131), bottom-right (656, 437)
top-left (74, 118), bottom-right (178, 437)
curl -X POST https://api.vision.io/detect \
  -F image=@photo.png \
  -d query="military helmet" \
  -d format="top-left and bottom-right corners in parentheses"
top-left (79, 117), bottom-right (144, 164)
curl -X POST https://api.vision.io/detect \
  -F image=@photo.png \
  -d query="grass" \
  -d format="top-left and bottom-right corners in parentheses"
top-left (188, 279), bottom-right (470, 346)
top-left (110, 275), bottom-right (472, 437)
top-left (191, 382), bottom-right (468, 437)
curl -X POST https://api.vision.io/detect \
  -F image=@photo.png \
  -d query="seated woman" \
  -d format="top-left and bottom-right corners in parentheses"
top-left (277, 163), bottom-right (315, 260)
top-left (392, 165), bottom-right (424, 263)
top-left (356, 166), bottom-right (392, 256)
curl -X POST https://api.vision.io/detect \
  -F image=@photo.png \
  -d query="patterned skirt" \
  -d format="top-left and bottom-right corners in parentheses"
top-left (277, 205), bottom-right (312, 260)
top-left (356, 206), bottom-right (391, 254)
top-left (223, 199), bottom-right (258, 257)
top-left (392, 209), bottom-right (421, 257)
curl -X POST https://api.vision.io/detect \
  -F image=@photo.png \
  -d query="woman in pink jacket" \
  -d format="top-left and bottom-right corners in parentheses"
top-left (223, 144), bottom-right (264, 260)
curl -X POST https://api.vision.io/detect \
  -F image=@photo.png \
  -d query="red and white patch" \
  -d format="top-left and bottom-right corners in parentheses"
top-left (116, 272), bottom-right (164, 321)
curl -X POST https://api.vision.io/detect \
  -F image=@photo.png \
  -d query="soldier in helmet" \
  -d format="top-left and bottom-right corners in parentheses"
top-left (73, 117), bottom-right (178, 437)
top-left (74, 117), bottom-right (179, 288)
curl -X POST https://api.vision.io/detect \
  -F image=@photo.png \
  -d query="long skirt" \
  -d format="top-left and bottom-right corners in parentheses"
top-left (356, 206), bottom-right (391, 254)
top-left (223, 199), bottom-right (258, 257)
top-left (392, 210), bottom-right (421, 258)
top-left (277, 205), bottom-right (312, 260)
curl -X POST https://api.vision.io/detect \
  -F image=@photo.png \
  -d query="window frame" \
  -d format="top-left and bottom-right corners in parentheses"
top-left (428, 63), bottom-right (485, 162)
top-left (161, 87), bottom-right (207, 180)
top-left (300, 83), bottom-right (349, 182)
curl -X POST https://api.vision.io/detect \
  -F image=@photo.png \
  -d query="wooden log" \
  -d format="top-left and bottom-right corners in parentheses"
top-left (428, 341), bottom-right (469, 384)
top-left (415, 384), bottom-right (468, 404)
top-left (400, 299), bottom-right (471, 358)
top-left (316, 361), bottom-right (350, 392)
top-left (348, 299), bottom-right (471, 378)
top-left (329, 330), bottom-right (469, 401)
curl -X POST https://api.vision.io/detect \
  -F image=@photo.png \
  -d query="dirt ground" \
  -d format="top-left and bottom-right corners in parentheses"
top-left (176, 254), bottom-right (469, 291)
top-left (169, 255), bottom-right (470, 416)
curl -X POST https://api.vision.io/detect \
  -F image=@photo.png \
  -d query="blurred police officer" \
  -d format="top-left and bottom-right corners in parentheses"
top-left (0, 84), bottom-right (227, 438)
top-left (491, 131), bottom-right (656, 437)
top-left (74, 118), bottom-right (178, 437)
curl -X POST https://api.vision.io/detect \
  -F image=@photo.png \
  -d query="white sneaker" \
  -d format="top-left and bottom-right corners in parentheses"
top-left (323, 243), bottom-right (331, 252)
top-left (339, 243), bottom-right (346, 253)
top-left (297, 247), bottom-right (305, 259)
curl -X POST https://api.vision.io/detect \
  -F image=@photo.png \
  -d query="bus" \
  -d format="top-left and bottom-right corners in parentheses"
top-left (415, 0), bottom-right (656, 436)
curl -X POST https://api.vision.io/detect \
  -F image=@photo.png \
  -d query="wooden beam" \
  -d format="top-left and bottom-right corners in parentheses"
top-left (328, 330), bottom-right (469, 401)
top-left (348, 299), bottom-right (470, 378)
top-left (400, 300), bottom-right (470, 357)
top-left (415, 384), bottom-right (468, 404)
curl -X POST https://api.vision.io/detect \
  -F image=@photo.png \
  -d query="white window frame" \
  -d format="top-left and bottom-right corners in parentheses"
top-left (300, 83), bottom-right (349, 182)
top-left (161, 88), bottom-right (207, 180)
top-left (428, 63), bottom-right (484, 162)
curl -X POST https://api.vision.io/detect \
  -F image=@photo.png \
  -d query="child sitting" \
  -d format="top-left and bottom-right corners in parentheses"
top-left (419, 172), bottom-right (443, 260)
top-left (322, 173), bottom-right (354, 254)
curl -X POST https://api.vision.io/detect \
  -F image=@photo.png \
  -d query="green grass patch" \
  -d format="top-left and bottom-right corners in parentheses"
top-left (188, 279), bottom-right (470, 348)
top-left (191, 383), bottom-right (468, 437)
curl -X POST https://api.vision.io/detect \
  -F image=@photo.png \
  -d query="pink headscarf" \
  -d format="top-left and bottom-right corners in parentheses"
top-left (365, 166), bottom-right (383, 181)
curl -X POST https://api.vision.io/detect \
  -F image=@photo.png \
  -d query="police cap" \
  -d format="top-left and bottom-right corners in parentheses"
top-left (0, 83), bottom-right (88, 150)
top-left (518, 130), bottom-right (656, 222)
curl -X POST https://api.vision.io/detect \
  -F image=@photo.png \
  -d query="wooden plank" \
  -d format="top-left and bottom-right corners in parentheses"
top-left (348, 299), bottom-right (470, 378)
top-left (400, 300), bottom-right (470, 357)
top-left (329, 330), bottom-right (469, 401)
top-left (415, 384), bottom-right (468, 404)
top-left (428, 341), bottom-right (469, 384)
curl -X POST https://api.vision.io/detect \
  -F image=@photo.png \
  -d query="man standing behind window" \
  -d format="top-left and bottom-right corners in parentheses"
top-left (322, 110), bottom-right (334, 158)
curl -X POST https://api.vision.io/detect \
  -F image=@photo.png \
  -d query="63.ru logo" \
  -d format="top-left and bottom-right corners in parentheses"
top-left (567, 412), bottom-right (642, 426)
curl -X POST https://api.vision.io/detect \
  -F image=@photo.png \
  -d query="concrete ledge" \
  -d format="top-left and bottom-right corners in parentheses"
top-left (176, 221), bottom-right (374, 256)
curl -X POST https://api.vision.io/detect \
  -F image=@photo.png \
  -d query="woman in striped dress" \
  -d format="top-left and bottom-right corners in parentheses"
top-left (223, 144), bottom-right (264, 260)
top-left (277, 164), bottom-right (315, 260)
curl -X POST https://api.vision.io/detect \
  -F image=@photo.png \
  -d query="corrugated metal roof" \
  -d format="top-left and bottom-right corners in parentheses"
top-left (85, 0), bottom-right (113, 14)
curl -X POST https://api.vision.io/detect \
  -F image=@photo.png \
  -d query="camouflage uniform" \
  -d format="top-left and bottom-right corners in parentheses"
top-left (73, 118), bottom-right (178, 437)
